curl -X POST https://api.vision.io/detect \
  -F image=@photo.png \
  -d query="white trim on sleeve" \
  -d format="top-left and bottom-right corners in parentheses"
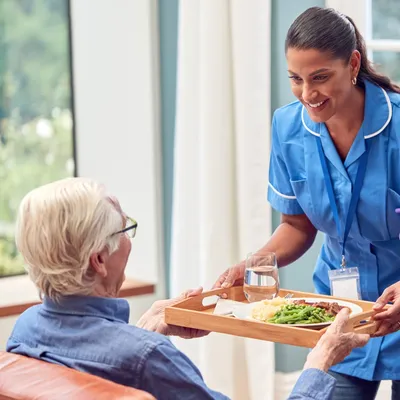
top-left (268, 182), bottom-right (297, 200)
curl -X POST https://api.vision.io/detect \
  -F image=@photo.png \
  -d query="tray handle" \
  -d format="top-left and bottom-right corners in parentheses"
top-left (348, 309), bottom-right (375, 326)
top-left (319, 309), bottom-right (377, 334)
top-left (171, 287), bottom-right (233, 310)
top-left (349, 310), bottom-right (377, 335)
top-left (353, 321), bottom-right (377, 335)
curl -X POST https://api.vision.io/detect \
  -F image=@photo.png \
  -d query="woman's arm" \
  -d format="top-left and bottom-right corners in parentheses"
top-left (213, 213), bottom-right (317, 288)
top-left (264, 213), bottom-right (317, 267)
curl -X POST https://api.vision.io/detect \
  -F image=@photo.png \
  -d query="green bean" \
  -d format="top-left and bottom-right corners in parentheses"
top-left (268, 304), bottom-right (335, 324)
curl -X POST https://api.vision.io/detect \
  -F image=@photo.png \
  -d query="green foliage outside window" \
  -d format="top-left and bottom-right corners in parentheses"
top-left (0, 0), bottom-right (74, 277)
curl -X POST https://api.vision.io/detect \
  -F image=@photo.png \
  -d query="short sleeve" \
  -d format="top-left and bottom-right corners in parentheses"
top-left (268, 114), bottom-right (304, 215)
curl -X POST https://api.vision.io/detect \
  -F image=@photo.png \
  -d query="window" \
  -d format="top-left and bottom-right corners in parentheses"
top-left (0, 0), bottom-right (75, 278)
top-left (370, 0), bottom-right (400, 83)
top-left (326, 0), bottom-right (400, 83)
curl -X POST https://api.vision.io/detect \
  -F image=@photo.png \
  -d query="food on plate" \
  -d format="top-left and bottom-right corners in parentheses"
top-left (251, 297), bottom-right (349, 324)
top-left (292, 299), bottom-right (347, 316)
top-left (251, 297), bottom-right (289, 322)
top-left (268, 304), bottom-right (335, 324)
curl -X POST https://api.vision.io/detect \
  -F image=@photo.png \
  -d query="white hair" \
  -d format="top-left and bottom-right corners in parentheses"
top-left (15, 177), bottom-right (123, 301)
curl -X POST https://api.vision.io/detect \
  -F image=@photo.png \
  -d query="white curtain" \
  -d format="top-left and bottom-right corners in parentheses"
top-left (170, 1), bottom-right (273, 399)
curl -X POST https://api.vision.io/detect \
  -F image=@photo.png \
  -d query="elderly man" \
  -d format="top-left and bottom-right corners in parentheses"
top-left (7, 178), bottom-right (369, 399)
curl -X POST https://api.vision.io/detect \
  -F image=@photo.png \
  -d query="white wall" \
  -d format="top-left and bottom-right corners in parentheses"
top-left (71, 0), bottom-right (164, 286)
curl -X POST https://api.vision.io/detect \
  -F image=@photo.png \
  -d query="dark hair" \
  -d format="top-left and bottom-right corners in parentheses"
top-left (285, 7), bottom-right (400, 93)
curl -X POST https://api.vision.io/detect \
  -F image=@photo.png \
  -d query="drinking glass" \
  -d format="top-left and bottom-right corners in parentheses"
top-left (243, 252), bottom-right (279, 302)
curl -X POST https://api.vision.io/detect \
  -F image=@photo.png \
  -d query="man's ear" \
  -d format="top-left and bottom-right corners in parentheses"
top-left (89, 249), bottom-right (109, 278)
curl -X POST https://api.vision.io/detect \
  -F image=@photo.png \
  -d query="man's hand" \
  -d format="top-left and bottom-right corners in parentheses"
top-left (136, 287), bottom-right (209, 339)
top-left (304, 308), bottom-right (370, 372)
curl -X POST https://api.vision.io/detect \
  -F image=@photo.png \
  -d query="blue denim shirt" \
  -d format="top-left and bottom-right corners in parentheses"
top-left (6, 296), bottom-right (335, 399)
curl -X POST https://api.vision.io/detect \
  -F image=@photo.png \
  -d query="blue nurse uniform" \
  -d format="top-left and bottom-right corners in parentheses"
top-left (268, 80), bottom-right (400, 381)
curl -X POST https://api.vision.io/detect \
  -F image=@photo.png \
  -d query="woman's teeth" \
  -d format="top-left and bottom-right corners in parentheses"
top-left (308, 100), bottom-right (327, 108)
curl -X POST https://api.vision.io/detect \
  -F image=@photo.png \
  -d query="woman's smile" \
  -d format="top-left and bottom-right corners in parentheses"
top-left (305, 98), bottom-right (330, 113)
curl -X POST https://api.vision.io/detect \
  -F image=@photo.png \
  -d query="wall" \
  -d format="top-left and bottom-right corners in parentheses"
top-left (270, 0), bottom-right (325, 373)
top-left (71, 0), bottom-right (164, 287)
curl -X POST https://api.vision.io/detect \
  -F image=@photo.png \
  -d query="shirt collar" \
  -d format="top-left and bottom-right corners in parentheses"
top-left (301, 80), bottom-right (393, 139)
top-left (43, 295), bottom-right (130, 324)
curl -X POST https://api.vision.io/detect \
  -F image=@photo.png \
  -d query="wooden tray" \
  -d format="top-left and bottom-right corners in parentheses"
top-left (165, 287), bottom-right (377, 348)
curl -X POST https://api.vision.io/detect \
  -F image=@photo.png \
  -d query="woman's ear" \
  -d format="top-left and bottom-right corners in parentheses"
top-left (89, 250), bottom-right (108, 278)
top-left (350, 50), bottom-right (361, 76)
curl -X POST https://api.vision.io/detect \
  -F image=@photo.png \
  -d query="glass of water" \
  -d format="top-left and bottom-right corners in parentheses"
top-left (243, 252), bottom-right (279, 302)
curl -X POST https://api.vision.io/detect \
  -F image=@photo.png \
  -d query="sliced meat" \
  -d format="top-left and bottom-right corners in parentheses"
top-left (327, 302), bottom-right (343, 315)
top-left (292, 300), bottom-right (347, 316)
top-left (293, 299), bottom-right (307, 305)
top-left (311, 301), bottom-right (331, 311)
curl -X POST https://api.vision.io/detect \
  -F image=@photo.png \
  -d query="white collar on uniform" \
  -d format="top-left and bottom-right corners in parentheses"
top-left (301, 80), bottom-right (393, 139)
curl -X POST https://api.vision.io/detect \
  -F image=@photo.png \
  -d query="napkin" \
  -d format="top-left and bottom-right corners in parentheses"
top-left (213, 298), bottom-right (244, 316)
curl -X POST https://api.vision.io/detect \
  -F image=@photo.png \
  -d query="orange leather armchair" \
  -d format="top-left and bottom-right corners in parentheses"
top-left (0, 351), bottom-right (155, 400)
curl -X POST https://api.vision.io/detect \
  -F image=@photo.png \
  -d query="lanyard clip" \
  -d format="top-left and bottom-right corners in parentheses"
top-left (341, 255), bottom-right (346, 269)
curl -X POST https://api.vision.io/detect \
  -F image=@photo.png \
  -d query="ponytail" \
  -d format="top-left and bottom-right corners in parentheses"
top-left (346, 16), bottom-right (400, 93)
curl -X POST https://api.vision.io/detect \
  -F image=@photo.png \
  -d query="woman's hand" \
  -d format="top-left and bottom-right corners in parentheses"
top-left (372, 282), bottom-right (400, 337)
top-left (136, 287), bottom-right (209, 339)
top-left (373, 210), bottom-right (400, 336)
top-left (212, 214), bottom-right (316, 290)
top-left (212, 263), bottom-right (245, 289)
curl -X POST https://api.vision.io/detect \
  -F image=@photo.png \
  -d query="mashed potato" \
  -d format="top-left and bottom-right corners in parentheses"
top-left (251, 297), bottom-right (288, 322)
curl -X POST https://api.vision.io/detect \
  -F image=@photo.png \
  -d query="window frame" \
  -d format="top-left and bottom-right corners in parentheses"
top-left (326, 0), bottom-right (400, 53)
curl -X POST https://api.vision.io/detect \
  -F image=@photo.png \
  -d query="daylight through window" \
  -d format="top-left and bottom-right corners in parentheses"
top-left (0, 0), bottom-right (75, 278)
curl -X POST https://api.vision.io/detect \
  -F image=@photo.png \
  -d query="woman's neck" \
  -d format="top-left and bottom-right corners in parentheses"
top-left (325, 86), bottom-right (365, 139)
top-left (324, 87), bottom-right (365, 161)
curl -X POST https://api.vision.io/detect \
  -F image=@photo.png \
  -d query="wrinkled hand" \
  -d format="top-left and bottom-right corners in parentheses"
top-left (212, 263), bottom-right (245, 289)
top-left (136, 287), bottom-right (209, 339)
top-left (304, 308), bottom-right (370, 372)
top-left (372, 282), bottom-right (400, 337)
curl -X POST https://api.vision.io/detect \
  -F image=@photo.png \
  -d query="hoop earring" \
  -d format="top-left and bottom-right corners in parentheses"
top-left (352, 76), bottom-right (357, 85)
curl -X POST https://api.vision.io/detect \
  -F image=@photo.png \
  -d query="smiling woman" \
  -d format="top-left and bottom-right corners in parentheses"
top-left (214, 6), bottom-right (400, 400)
top-left (285, 7), bottom-right (400, 129)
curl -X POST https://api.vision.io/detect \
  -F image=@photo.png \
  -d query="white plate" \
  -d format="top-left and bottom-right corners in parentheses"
top-left (232, 297), bottom-right (363, 328)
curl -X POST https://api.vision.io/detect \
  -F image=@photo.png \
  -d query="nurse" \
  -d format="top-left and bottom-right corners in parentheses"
top-left (213, 7), bottom-right (400, 400)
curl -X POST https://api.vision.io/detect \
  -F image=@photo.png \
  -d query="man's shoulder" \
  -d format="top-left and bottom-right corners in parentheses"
top-left (7, 304), bottom-right (42, 338)
top-left (8, 303), bottom-right (173, 366)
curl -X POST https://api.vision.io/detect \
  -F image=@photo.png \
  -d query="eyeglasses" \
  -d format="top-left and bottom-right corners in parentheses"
top-left (113, 216), bottom-right (138, 238)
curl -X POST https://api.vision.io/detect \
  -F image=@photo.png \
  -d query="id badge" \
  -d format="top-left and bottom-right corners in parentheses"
top-left (328, 267), bottom-right (361, 300)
